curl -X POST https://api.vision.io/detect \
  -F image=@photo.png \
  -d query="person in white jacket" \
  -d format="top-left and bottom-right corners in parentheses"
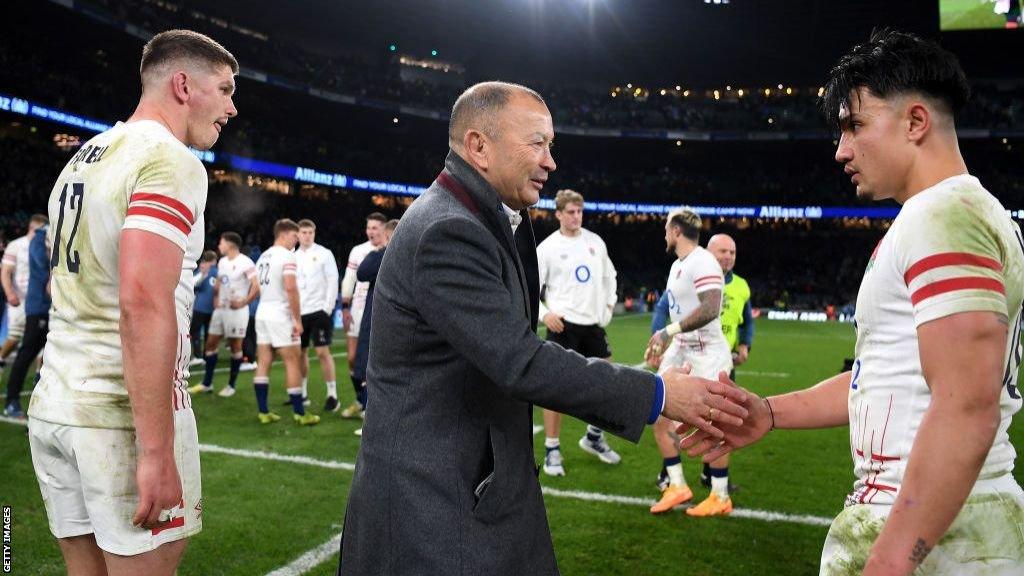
top-left (295, 219), bottom-right (340, 411)
top-left (536, 189), bottom-right (619, 476)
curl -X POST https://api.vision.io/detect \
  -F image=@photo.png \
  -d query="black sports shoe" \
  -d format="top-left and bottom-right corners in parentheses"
top-left (324, 396), bottom-right (340, 412)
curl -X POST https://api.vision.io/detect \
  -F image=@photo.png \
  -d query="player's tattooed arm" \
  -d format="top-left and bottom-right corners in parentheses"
top-left (648, 289), bottom-right (722, 356)
top-left (908, 538), bottom-right (932, 565)
top-left (676, 289), bottom-right (722, 333)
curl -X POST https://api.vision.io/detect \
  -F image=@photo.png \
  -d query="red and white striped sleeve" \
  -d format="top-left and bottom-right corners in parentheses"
top-left (897, 201), bottom-right (1008, 327)
top-left (692, 251), bottom-right (724, 294)
top-left (123, 146), bottom-right (205, 251)
top-left (1, 240), bottom-right (20, 268)
top-left (282, 251), bottom-right (298, 277)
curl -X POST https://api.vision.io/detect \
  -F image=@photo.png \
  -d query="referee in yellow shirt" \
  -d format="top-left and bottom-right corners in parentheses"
top-left (703, 233), bottom-right (753, 492)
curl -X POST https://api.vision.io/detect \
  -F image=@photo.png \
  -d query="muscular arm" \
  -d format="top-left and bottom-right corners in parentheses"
top-left (674, 289), bottom-right (722, 333)
top-left (865, 311), bottom-right (1007, 574)
top-left (768, 371), bottom-right (851, 429)
top-left (244, 275), bottom-right (260, 306)
top-left (1, 264), bottom-right (17, 305)
top-left (119, 229), bottom-right (183, 527)
top-left (285, 274), bottom-right (301, 324)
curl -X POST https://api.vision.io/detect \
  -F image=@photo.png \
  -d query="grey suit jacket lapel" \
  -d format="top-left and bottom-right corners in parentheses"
top-left (439, 151), bottom-right (533, 322)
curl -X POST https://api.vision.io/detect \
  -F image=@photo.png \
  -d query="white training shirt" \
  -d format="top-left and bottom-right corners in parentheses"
top-left (216, 253), bottom-right (256, 307)
top-left (849, 174), bottom-right (1024, 507)
top-left (537, 228), bottom-right (617, 326)
top-left (255, 245), bottom-right (298, 320)
top-left (29, 120), bottom-right (207, 429)
top-left (1, 235), bottom-right (30, 299)
top-left (663, 246), bottom-right (729, 353)
top-left (341, 240), bottom-right (374, 314)
top-left (296, 242), bottom-right (339, 315)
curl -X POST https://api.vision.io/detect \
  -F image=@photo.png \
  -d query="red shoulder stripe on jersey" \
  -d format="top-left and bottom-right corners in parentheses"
top-left (910, 276), bottom-right (1005, 306)
top-left (126, 206), bottom-right (190, 235)
top-left (694, 275), bottom-right (722, 283)
top-left (130, 193), bottom-right (195, 224)
top-left (694, 279), bottom-right (723, 288)
top-left (904, 252), bottom-right (1002, 285)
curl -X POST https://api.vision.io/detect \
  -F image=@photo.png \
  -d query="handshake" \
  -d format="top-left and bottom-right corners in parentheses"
top-left (658, 365), bottom-right (774, 456)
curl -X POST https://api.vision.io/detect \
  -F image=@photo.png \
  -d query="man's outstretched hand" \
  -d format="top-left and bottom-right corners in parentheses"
top-left (677, 371), bottom-right (772, 461)
top-left (660, 366), bottom-right (749, 439)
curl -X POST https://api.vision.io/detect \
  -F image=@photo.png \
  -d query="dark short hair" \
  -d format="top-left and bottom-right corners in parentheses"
top-left (821, 29), bottom-right (970, 129)
top-left (449, 81), bottom-right (546, 147)
top-left (366, 212), bottom-right (387, 224)
top-left (201, 250), bottom-right (218, 263)
top-left (297, 219), bottom-right (316, 229)
top-left (220, 231), bottom-right (242, 247)
top-left (274, 218), bottom-right (299, 237)
top-left (141, 29), bottom-right (238, 87)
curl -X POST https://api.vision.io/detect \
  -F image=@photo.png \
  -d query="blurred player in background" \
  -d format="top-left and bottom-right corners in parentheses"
top-left (3, 219), bottom-right (50, 418)
top-left (295, 219), bottom-right (340, 411)
top-left (683, 30), bottom-right (1024, 573)
top-left (253, 218), bottom-right (319, 426)
top-left (188, 250), bottom-right (217, 364)
top-left (645, 208), bottom-right (733, 516)
top-left (339, 212), bottom-right (386, 418)
top-left (537, 189), bottom-right (621, 476)
top-left (1, 214), bottom-right (47, 368)
top-left (351, 218), bottom-right (398, 436)
top-left (26, 29), bottom-right (237, 575)
top-left (190, 231), bottom-right (258, 397)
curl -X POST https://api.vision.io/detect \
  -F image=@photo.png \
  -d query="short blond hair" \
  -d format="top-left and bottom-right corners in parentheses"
top-left (555, 189), bottom-right (584, 212)
top-left (667, 208), bottom-right (702, 242)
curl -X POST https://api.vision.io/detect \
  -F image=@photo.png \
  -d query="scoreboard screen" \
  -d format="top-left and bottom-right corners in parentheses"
top-left (940, 0), bottom-right (1022, 31)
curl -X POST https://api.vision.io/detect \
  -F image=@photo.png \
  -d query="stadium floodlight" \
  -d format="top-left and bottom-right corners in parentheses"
top-left (389, 44), bottom-right (397, 52)
top-left (431, 49), bottom-right (438, 56)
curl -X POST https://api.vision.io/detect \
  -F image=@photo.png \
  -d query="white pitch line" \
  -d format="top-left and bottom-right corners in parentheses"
top-left (198, 443), bottom-right (356, 471)
top-left (265, 532), bottom-right (341, 576)
top-left (532, 424), bottom-right (544, 435)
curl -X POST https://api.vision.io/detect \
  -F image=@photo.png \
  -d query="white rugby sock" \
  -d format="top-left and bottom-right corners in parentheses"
top-left (667, 463), bottom-right (685, 488)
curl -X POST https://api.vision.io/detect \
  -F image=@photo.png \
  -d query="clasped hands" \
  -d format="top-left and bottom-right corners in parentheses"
top-left (661, 366), bottom-right (773, 458)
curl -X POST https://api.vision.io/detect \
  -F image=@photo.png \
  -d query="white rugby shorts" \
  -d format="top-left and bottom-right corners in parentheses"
top-left (28, 408), bottom-right (202, 555)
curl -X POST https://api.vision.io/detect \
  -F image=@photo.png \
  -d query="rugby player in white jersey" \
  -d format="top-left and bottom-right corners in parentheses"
top-left (253, 219), bottom-right (320, 426)
top-left (295, 219), bottom-right (340, 411)
top-left (189, 231), bottom-right (257, 397)
top-left (339, 212), bottom-right (386, 418)
top-left (0, 214), bottom-right (47, 368)
top-left (26, 30), bottom-right (237, 575)
top-left (682, 30), bottom-right (1024, 574)
top-left (643, 208), bottom-right (734, 516)
top-left (537, 189), bottom-right (621, 475)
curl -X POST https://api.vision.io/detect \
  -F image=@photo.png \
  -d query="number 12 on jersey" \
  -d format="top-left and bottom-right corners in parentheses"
top-left (50, 182), bottom-right (85, 274)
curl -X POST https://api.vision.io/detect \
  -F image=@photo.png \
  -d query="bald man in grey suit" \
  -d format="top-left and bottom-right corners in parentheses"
top-left (338, 81), bottom-right (749, 576)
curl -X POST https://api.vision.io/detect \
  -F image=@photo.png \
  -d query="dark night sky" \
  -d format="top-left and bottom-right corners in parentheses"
top-left (201, 0), bottom-right (1022, 87)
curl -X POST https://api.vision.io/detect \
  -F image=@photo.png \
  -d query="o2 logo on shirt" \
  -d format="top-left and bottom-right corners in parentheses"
top-left (666, 290), bottom-right (682, 316)
top-left (850, 358), bottom-right (862, 390)
top-left (574, 265), bottom-right (591, 283)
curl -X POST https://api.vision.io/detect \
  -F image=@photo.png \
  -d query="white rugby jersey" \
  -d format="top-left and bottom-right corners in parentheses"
top-left (342, 240), bottom-right (374, 313)
top-left (849, 174), bottom-right (1024, 507)
top-left (664, 246), bottom-right (728, 353)
top-left (255, 245), bottom-right (298, 319)
top-left (537, 228), bottom-right (617, 326)
top-left (216, 253), bottom-right (256, 307)
top-left (296, 242), bottom-right (339, 315)
top-left (29, 120), bottom-right (207, 429)
top-left (1, 235), bottom-right (30, 299)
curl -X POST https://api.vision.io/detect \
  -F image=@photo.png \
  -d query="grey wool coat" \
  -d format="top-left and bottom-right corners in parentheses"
top-left (338, 151), bottom-right (657, 576)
